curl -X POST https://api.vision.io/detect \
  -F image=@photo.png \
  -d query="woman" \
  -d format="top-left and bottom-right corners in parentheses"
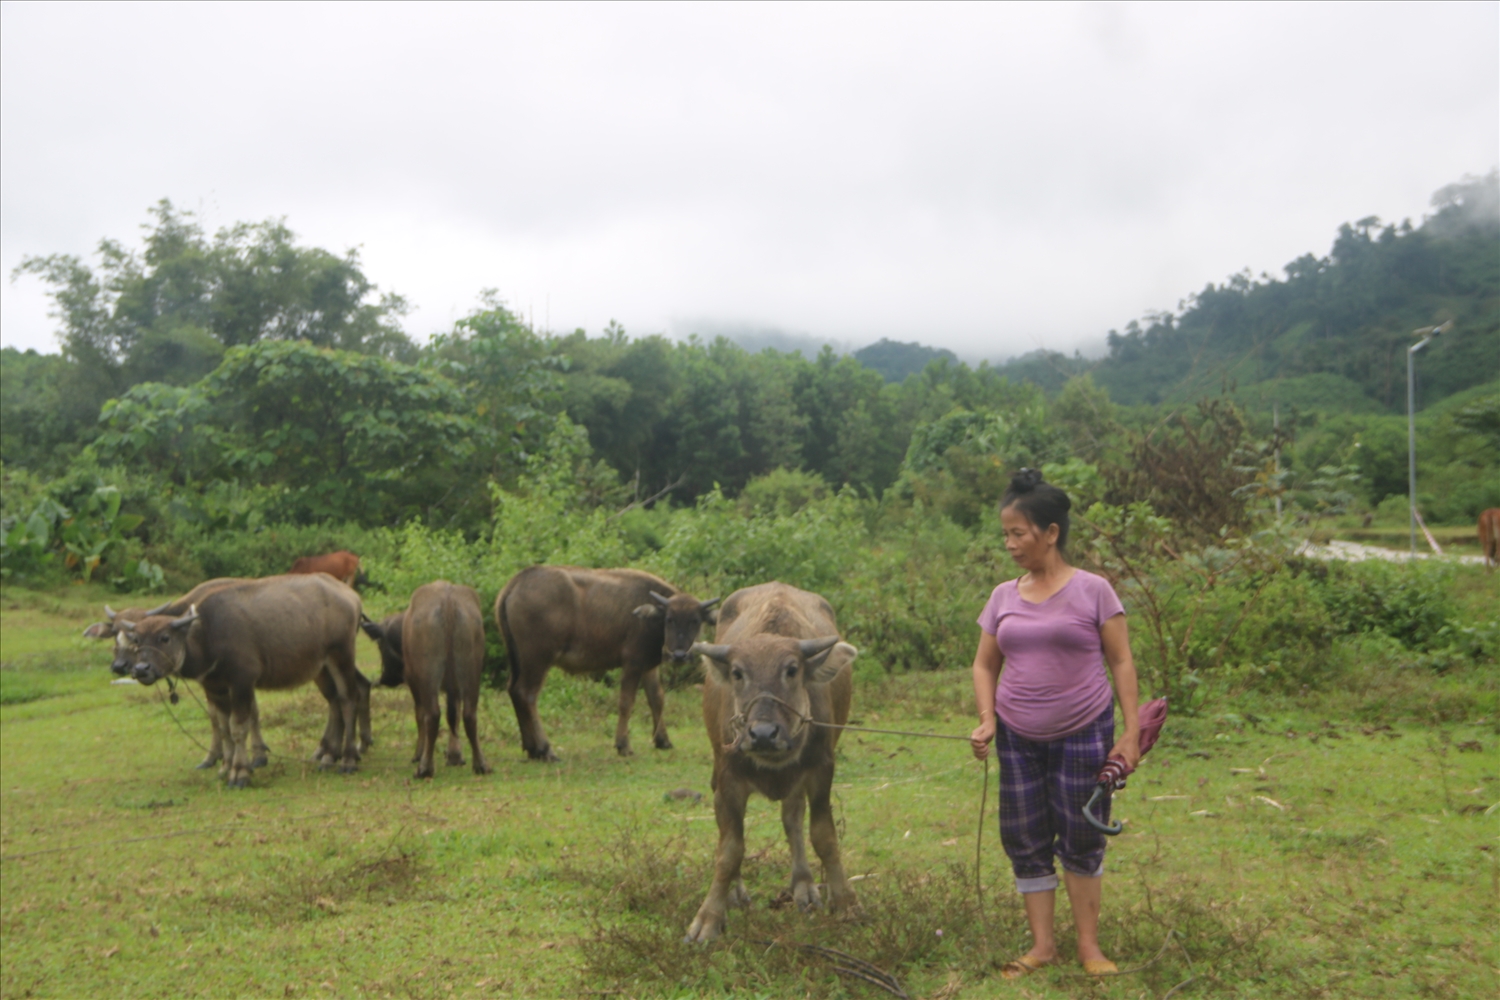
top-left (969, 468), bottom-right (1140, 979)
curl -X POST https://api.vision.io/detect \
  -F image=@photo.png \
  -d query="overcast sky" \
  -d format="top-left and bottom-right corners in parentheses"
top-left (2, 1), bottom-right (1496, 363)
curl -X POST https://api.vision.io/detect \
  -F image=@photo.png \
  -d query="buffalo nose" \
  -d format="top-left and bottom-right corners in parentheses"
top-left (111, 660), bottom-right (131, 677)
top-left (670, 650), bottom-right (690, 663)
top-left (748, 722), bottom-right (780, 746)
top-left (132, 663), bottom-right (153, 682)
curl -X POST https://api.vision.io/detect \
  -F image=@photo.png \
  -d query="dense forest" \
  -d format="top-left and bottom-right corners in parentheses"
top-left (2, 174), bottom-right (1496, 591)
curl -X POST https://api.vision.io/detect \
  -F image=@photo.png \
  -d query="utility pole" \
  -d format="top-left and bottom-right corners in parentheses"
top-left (1408, 321), bottom-right (1452, 554)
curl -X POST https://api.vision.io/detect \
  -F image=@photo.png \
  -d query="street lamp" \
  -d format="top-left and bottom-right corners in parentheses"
top-left (1408, 321), bottom-right (1452, 554)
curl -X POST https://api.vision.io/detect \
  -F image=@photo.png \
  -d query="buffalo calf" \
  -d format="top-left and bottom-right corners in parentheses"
top-left (686, 581), bottom-right (859, 943)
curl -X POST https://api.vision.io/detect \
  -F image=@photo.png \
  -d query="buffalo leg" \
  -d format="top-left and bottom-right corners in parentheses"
top-left (460, 671), bottom-right (491, 775)
top-left (445, 691), bottom-right (465, 767)
top-left (781, 788), bottom-right (819, 911)
top-left (328, 647), bottom-right (362, 774)
top-left (249, 701), bottom-right (269, 769)
top-left (808, 775), bottom-right (856, 914)
top-left (508, 665), bottom-right (556, 762)
top-left (198, 703), bottom-right (227, 770)
top-left (353, 670), bottom-right (373, 752)
top-left (313, 671), bottom-right (346, 768)
top-left (414, 686), bottom-right (439, 779)
top-left (614, 666), bottom-right (643, 756)
top-left (686, 780), bottom-right (749, 943)
top-left (224, 691), bottom-right (258, 789)
top-left (643, 666), bottom-right (673, 750)
top-left (410, 701), bottom-right (425, 763)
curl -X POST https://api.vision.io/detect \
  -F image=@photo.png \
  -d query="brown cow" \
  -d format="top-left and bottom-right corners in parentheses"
top-left (495, 566), bottom-right (718, 761)
top-left (361, 581), bottom-right (492, 779)
top-left (685, 581), bottom-right (859, 943)
top-left (290, 550), bottom-right (363, 588)
top-left (125, 574), bottom-right (366, 787)
top-left (1481, 508), bottom-right (1500, 570)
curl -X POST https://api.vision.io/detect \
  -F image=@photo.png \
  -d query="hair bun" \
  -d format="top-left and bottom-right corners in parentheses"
top-left (1009, 468), bottom-right (1044, 493)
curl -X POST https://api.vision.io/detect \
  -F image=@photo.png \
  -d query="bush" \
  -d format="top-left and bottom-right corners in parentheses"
top-left (1319, 560), bottom-right (1456, 651)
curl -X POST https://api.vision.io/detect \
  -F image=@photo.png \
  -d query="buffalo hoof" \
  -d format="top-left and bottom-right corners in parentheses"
top-left (527, 746), bottom-right (559, 763)
top-left (684, 909), bottom-right (725, 944)
top-left (793, 880), bottom-right (820, 912)
top-left (337, 760), bottom-right (359, 775)
top-left (227, 775), bottom-right (250, 790)
top-left (446, 751), bottom-right (465, 767)
top-left (194, 758), bottom-right (219, 771)
top-left (829, 888), bottom-right (860, 917)
top-left (250, 753), bottom-right (268, 770)
top-left (615, 743), bottom-right (634, 757)
top-left (654, 734), bottom-right (674, 751)
top-left (473, 761), bottom-right (493, 776)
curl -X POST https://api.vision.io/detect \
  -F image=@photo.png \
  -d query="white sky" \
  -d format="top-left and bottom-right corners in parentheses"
top-left (2, 1), bottom-right (1496, 363)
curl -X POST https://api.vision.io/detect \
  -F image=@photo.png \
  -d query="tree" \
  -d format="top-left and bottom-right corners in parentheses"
top-left (96, 341), bottom-right (478, 525)
top-left (11, 200), bottom-right (416, 457)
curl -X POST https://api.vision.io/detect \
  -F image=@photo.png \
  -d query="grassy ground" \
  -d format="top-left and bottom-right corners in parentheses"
top-left (1, 583), bottom-right (1496, 999)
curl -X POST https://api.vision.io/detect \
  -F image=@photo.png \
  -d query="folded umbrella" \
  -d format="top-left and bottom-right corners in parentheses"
top-left (1083, 697), bottom-right (1169, 836)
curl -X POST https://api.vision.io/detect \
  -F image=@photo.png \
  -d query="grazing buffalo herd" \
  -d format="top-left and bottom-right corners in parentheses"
top-left (83, 552), bottom-right (861, 939)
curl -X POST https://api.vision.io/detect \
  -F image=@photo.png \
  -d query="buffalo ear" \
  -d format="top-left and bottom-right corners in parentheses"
top-left (632, 604), bottom-right (663, 620)
top-left (360, 620), bottom-right (385, 641)
top-left (692, 642), bottom-right (733, 682)
top-left (807, 640), bottom-right (857, 684)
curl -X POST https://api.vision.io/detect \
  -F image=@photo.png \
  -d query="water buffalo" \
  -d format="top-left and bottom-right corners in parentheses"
top-left (290, 550), bottom-right (364, 588)
top-left (92, 577), bottom-right (372, 771)
top-left (361, 581), bottom-right (492, 779)
top-left (1481, 508), bottom-right (1500, 570)
top-left (125, 573), bottom-right (366, 787)
top-left (495, 566), bottom-right (718, 761)
top-left (685, 581), bottom-right (859, 943)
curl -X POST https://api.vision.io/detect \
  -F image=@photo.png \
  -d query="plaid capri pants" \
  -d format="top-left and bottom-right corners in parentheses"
top-left (995, 705), bottom-right (1114, 893)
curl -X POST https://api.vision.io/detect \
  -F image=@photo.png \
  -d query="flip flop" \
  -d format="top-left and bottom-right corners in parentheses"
top-left (1083, 958), bottom-right (1119, 976)
top-left (999, 955), bottom-right (1051, 980)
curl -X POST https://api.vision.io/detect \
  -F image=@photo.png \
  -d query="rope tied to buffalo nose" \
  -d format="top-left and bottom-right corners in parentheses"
top-left (722, 692), bottom-right (812, 750)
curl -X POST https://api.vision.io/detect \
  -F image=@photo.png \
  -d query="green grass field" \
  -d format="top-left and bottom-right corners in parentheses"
top-left (1, 583), bottom-right (1496, 999)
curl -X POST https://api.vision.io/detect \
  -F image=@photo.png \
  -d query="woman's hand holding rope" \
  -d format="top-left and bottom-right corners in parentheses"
top-left (969, 717), bottom-right (996, 761)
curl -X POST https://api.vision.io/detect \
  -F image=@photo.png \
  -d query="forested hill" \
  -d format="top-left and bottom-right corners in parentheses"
top-left (993, 171), bottom-right (1499, 413)
top-left (853, 339), bottom-right (957, 383)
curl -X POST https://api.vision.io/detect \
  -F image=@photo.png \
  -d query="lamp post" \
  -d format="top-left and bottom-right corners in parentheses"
top-left (1408, 321), bottom-right (1452, 554)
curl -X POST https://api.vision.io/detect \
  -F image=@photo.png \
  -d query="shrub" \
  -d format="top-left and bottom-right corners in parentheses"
top-left (1319, 560), bottom-right (1456, 651)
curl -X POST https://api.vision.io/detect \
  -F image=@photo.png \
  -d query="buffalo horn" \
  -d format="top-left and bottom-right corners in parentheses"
top-left (797, 636), bottom-right (840, 659)
top-left (104, 605), bottom-right (118, 621)
top-left (650, 591), bottom-right (671, 606)
top-left (691, 642), bottom-right (732, 663)
top-left (700, 597), bottom-right (721, 611)
top-left (169, 605), bottom-right (199, 630)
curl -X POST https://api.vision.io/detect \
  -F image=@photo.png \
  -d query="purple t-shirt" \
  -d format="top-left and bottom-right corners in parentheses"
top-left (977, 569), bottom-right (1124, 741)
